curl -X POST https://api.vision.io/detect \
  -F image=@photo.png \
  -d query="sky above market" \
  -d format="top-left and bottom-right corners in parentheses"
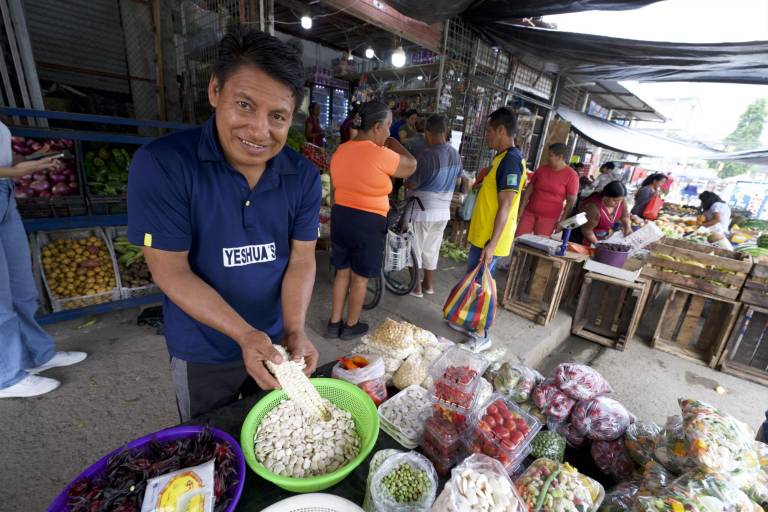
top-left (544, 0), bottom-right (768, 147)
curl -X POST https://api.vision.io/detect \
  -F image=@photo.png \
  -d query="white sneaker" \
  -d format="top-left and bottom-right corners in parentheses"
top-left (27, 351), bottom-right (87, 374)
top-left (0, 374), bottom-right (60, 398)
top-left (464, 332), bottom-right (492, 353)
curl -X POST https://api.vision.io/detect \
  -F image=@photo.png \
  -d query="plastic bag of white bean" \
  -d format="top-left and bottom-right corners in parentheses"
top-left (431, 454), bottom-right (525, 512)
top-left (372, 451), bottom-right (438, 512)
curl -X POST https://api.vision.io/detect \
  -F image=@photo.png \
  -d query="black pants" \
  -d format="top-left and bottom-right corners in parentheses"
top-left (170, 357), bottom-right (261, 422)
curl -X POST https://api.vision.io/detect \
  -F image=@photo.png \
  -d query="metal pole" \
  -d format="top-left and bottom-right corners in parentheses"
top-left (266, 0), bottom-right (274, 35)
top-left (0, 35), bottom-right (21, 124)
top-left (533, 74), bottom-right (562, 169)
top-left (151, 0), bottom-right (167, 123)
top-left (7, 0), bottom-right (46, 125)
top-left (435, 20), bottom-right (449, 113)
top-left (259, 0), bottom-right (265, 32)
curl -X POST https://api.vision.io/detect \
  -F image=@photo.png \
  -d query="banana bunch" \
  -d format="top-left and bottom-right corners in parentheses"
top-left (113, 236), bottom-right (153, 288)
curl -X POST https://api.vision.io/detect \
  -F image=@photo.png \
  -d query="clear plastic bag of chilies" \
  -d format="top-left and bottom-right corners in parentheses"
top-left (332, 354), bottom-right (387, 405)
top-left (532, 379), bottom-right (576, 422)
top-left (571, 396), bottom-right (631, 442)
top-left (591, 439), bottom-right (636, 481)
top-left (430, 454), bottom-right (525, 512)
top-left (624, 420), bottom-right (662, 466)
top-left (554, 363), bottom-right (613, 401)
top-left (493, 363), bottom-right (544, 403)
top-left (679, 398), bottom-right (760, 477)
top-left (515, 458), bottom-right (605, 512)
top-left (372, 451), bottom-right (438, 512)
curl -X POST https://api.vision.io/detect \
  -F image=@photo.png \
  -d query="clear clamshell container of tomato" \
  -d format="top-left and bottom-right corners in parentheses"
top-left (428, 347), bottom-right (490, 410)
top-left (421, 416), bottom-right (467, 459)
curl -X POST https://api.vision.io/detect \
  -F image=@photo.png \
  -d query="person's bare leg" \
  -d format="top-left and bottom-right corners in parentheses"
top-left (331, 268), bottom-right (351, 323)
top-left (346, 271), bottom-right (369, 326)
top-left (422, 269), bottom-right (435, 293)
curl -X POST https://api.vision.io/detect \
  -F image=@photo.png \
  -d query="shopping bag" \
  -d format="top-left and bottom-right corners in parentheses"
top-left (642, 194), bottom-right (664, 220)
top-left (442, 261), bottom-right (497, 333)
top-left (458, 189), bottom-right (477, 221)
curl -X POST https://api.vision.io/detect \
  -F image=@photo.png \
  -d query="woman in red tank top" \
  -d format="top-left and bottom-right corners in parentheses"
top-left (577, 181), bottom-right (632, 245)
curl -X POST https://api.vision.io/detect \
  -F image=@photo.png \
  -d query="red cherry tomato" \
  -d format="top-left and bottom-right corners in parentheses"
top-left (501, 438), bottom-right (516, 450)
top-left (505, 419), bottom-right (517, 431)
top-left (495, 427), bottom-right (510, 439)
top-left (509, 430), bottom-right (525, 445)
top-left (487, 405), bottom-right (498, 415)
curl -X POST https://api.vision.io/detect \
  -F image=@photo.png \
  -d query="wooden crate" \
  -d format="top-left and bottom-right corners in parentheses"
top-left (446, 220), bottom-right (470, 249)
top-left (641, 237), bottom-right (752, 300)
top-left (651, 286), bottom-right (739, 367)
top-left (502, 246), bottom-right (575, 326)
top-left (740, 263), bottom-right (768, 308)
top-left (572, 273), bottom-right (650, 351)
top-left (720, 303), bottom-right (768, 386)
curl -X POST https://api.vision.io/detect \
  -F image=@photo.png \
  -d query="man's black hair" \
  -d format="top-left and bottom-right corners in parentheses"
top-left (601, 161), bottom-right (616, 171)
top-left (487, 107), bottom-right (517, 136)
top-left (548, 143), bottom-right (568, 158)
top-left (425, 113), bottom-right (448, 136)
top-left (212, 28), bottom-right (305, 108)
top-left (405, 109), bottom-right (418, 118)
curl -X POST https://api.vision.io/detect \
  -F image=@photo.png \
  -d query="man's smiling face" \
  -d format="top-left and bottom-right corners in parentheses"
top-left (208, 66), bottom-right (294, 174)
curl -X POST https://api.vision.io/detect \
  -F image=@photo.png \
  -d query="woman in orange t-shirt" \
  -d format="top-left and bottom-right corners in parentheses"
top-left (327, 101), bottom-right (417, 340)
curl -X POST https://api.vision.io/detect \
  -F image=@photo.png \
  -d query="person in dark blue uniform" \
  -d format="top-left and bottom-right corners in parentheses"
top-left (128, 29), bottom-right (322, 421)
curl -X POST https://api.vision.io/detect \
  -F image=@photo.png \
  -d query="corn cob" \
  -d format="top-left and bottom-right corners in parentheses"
top-left (266, 345), bottom-right (331, 421)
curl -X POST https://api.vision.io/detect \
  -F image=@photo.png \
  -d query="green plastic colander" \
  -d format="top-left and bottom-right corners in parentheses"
top-left (240, 378), bottom-right (380, 493)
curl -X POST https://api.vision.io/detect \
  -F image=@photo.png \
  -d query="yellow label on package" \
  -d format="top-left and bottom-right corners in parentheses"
top-left (140, 459), bottom-right (215, 512)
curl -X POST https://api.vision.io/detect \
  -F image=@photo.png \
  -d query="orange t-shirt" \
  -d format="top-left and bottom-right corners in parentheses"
top-left (330, 140), bottom-right (400, 217)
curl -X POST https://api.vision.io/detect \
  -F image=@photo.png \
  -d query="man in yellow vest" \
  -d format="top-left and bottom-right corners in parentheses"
top-left (454, 107), bottom-right (527, 351)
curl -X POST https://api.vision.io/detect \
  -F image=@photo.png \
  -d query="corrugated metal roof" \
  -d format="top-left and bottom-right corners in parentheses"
top-left (22, 0), bottom-right (130, 93)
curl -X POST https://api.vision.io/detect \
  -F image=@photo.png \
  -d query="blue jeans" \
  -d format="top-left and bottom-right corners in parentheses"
top-left (0, 180), bottom-right (54, 388)
top-left (467, 244), bottom-right (499, 276)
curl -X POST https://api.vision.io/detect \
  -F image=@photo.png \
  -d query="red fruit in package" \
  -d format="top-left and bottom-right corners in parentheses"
top-left (591, 439), bottom-right (636, 481)
top-left (545, 391), bottom-right (576, 422)
top-left (554, 363), bottom-right (613, 401)
top-left (532, 378), bottom-right (560, 409)
top-left (571, 396), bottom-right (631, 441)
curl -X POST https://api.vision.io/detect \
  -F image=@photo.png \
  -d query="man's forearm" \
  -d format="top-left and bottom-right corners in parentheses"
top-left (153, 268), bottom-right (254, 344)
top-left (488, 201), bottom-right (512, 248)
top-left (281, 249), bottom-right (316, 336)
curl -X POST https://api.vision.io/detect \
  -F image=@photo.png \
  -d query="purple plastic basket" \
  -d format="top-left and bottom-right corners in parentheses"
top-left (594, 246), bottom-right (630, 268)
top-left (47, 425), bottom-right (245, 512)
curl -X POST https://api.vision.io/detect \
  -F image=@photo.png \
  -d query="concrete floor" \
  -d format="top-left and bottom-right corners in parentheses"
top-left (1, 253), bottom-right (766, 511)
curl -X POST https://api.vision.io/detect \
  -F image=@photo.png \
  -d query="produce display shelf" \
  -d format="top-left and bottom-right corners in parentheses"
top-left (35, 293), bottom-right (161, 326)
top-left (0, 107), bottom-right (191, 130)
top-left (23, 214), bottom-right (127, 232)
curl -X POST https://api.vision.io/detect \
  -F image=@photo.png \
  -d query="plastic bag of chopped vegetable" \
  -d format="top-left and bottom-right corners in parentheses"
top-left (637, 460), bottom-right (673, 495)
top-left (624, 421), bottom-right (662, 466)
top-left (571, 396), bottom-right (632, 441)
top-left (431, 454), bottom-right (526, 512)
top-left (515, 458), bottom-right (605, 512)
top-left (664, 470), bottom-right (762, 512)
top-left (599, 481), bottom-right (640, 512)
top-left (591, 439), bottom-right (636, 481)
top-left (364, 449), bottom-right (402, 512)
top-left (493, 363), bottom-right (544, 403)
top-left (554, 363), bottom-right (613, 401)
top-left (653, 416), bottom-right (696, 475)
top-left (680, 398), bottom-right (760, 477)
top-left (372, 451), bottom-right (438, 512)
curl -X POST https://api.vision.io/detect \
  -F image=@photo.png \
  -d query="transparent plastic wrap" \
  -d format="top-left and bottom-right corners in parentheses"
top-left (379, 386), bottom-right (432, 449)
top-left (371, 451), bottom-right (438, 512)
top-left (554, 363), bottom-right (614, 401)
top-left (421, 416), bottom-right (467, 466)
top-left (653, 416), bottom-right (696, 475)
top-left (364, 449), bottom-right (403, 512)
top-left (663, 470), bottom-right (762, 512)
top-left (332, 355), bottom-right (387, 405)
top-left (429, 347), bottom-right (490, 410)
top-left (638, 460), bottom-right (673, 495)
top-left (571, 396), bottom-right (631, 441)
top-left (591, 439), bottom-right (636, 481)
top-left (532, 379), bottom-right (577, 422)
top-left (515, 458), bottom-right (605, 512)
top-left (493, 363), bottom-right (544, 403)
top-left (599, 481), bottom-right (640, 512)
top-left (531, 431), bottom-right (566, 462)
top-left (551, 420), bottom-right (590, 448)
top-left (624, 420), bottom-right (662, 466)
top-left (430, 454), bottom-right (526, 512)
top-left (679, 398), bottom-right (760, 477)
top-left (393, 352), bottom-right (428, 391)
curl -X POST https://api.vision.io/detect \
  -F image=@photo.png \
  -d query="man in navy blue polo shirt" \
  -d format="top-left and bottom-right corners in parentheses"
top-left (127, 29), bottom-right (322, 421)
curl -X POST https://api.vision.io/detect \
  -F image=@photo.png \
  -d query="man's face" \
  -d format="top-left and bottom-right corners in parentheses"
top-left (548, 153), bottom-right (564, 168)
top-left (208, 66), bottom-right (294, 173)
top-left (485, 122), bottom-right (501, 150)
top-left (407, 114), bottom-right (417, 128)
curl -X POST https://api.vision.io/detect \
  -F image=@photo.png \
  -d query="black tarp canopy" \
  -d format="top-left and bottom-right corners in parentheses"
top-left (558, 106), bottom-right (768, 164)
top-left (383, 0), bottom-right (662, 24)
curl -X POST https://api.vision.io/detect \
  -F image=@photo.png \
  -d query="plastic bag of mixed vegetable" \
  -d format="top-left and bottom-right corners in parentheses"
top-left (742, 469), bottom-right (768, 507)
top-left (571, 396), bottom-right (631, 441)
top-left (515, 458), bottom-right (605, 512)
top-left (430, 454), bottom-right (526, 512)
top-left (624, 421), bottom-right (662, 466)
top-left (680, 399), bottom-right (760, 477)
top-left (653, 416), bottom-right (696, 475)
top-left (332, 354), bottom-right (387, 405)
top-left (598, 481), bottom-right (640, 512)
top-left (493, 363), bottom-right (544, 403)
top-left (637, 460), bottom-right (673, 495)
top-left (554, 363), bottom-right (613, 401)
top-left (591, 439), bottom-right (636, 481)
top-left (364, 449), bottom-right (402, 512)
top-left (664, 470), bottom-right (762, 512)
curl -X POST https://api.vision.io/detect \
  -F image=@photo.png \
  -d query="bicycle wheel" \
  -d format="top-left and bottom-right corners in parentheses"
top-left (363, 274), bottom-right (383, 310)
top-left (384, 246), bottom-right (419, 296)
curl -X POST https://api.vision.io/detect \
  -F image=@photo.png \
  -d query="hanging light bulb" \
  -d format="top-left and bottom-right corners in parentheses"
top-left (300, 15), bottom-right (312, 30)
top-left (346, 50), bottom-right (354, 61)
top-left (365, 47), bottom-right (375, 59)
top-left (391, 46), bottom-right (406, 68)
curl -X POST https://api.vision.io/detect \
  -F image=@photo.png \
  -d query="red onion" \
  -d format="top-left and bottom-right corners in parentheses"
top-left (19, 174), bottom-right (33, 183)
top-left (29, 179), bottom-right (50, 192)
top-left (30, 142), bottom-right (42, 151)
top-left (51, 183), bottom-right (70, 196)
top-left (11, 136), bottom-right (25, 144)
top-left (38, 191), bottom-right (52, 197)
top-left (14, 187), bottom-right (31, 198)
top-left (49, 172), bottom-right (67, 183)
top-left (32, 172), bottom-right (46, 181)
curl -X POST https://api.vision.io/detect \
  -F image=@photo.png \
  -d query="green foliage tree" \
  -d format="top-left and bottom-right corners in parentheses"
top-left (718, 98), bottom-right (767, 178)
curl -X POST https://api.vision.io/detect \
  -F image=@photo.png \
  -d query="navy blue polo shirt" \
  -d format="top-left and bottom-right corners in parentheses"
top-left (127, 116), bottom-right (321, 364)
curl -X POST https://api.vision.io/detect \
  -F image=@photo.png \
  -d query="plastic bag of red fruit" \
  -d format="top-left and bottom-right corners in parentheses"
top-left (465, 394), bottom-right (542, 473)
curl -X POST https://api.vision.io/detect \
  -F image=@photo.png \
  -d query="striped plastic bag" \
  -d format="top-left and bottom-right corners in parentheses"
top-left (442, 261), bottom-right (497, 333)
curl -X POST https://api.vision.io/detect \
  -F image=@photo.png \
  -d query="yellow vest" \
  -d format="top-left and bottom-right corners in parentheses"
top-left (467, 149), bottom-right (527, 257)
